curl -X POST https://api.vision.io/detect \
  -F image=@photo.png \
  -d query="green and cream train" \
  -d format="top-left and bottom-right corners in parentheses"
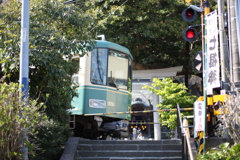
top-left (70, 39), bottom-right (133, 139)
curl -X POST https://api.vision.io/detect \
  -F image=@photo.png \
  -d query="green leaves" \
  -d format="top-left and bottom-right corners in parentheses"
top-left (0, 0), bottom-right (93, 119)
top-left (0, 1), bottom-right (94, 158)
top-left (143, 78), bottom-right (197, 129)
top-left (0, 82), bottom-right (47, 159)
top-left (30, 119), bottom-right (73, 160)
top-left (82, 0), bottom-right (190, 69)
top-left (197, 143), bottom-right (240, 160)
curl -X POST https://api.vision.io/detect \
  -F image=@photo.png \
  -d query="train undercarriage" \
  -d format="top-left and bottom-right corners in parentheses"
top-left (71, 115), bottom-right (129, 140)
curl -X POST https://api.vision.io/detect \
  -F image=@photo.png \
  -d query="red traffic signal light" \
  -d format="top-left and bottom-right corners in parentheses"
top-left (182, 8), bottom-right (197, 22)
top-left (182, 28), bottom-right (198, 42)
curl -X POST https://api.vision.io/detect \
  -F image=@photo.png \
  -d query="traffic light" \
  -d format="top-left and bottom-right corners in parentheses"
top-left (182, 27), bottom-right (198, 42)
top-left (182, 8), bottom-right (197, 22)
top-left (182, 6), bottom-right (200, 42)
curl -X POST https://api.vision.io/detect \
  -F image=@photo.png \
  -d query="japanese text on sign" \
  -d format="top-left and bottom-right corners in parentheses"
top-left (194, 101), bottom-right (205, 131)
top-left (205, 11), bottom-right (220, 89)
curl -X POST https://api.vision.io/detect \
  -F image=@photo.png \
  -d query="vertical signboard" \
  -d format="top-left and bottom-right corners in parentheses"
top-left (194, 101), bottom-right (205, 131)
top-left (205, 11), bottom-right (220, 89)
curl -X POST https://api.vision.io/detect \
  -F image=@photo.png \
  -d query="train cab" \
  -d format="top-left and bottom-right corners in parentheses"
top-left (69, 39), bottom-right (133, 139)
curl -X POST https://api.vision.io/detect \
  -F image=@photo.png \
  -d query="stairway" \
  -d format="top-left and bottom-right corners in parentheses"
top-left (74, 139), bottom-right (182, 160)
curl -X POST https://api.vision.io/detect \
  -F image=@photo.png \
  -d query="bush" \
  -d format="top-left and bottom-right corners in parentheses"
top-left (196, 143), bottom-right (240, 160)
top-left (30, 119), bottom-right (73, 160)
top-left (0, 82), bottom-right (47, 160)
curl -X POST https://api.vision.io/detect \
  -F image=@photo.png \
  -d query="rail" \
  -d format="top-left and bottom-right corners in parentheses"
top-left (177, 104), bottom-right (194, 160)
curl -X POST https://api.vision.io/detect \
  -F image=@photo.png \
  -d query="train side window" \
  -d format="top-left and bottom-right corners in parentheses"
top-left (72, 74), bottom-right (79, 86)
top-left (90, 48), bottom-right (107, 85)
top-left (128, 59), bottom-right (132, 92)
top-left (71, 58), bottom-right (80, 86)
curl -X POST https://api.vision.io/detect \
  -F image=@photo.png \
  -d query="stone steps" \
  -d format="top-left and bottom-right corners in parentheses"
top-left (74, 139), bottom-right (182, 160)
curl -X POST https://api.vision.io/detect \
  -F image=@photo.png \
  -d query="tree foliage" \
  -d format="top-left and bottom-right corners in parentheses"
top-left (30, 120), bottom-right (73, 160)
top-left (0, 0), bottom-right (94, 158)
top-left (143, 78), bottom-right (197, 129)
top-left (72, 0), bottom-right (215, 71)
top-left (197, 143), bottom-right (240, 160)
top-left (81, 0), bottom-right (200, 70)
top-left (0, 0), bottom-right (94, 121)
top-left (0, 82), bottom-right (47, 160)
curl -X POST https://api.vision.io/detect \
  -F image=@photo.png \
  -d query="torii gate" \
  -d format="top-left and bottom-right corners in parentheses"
top-left (132, 66), bottom-right (183, 140)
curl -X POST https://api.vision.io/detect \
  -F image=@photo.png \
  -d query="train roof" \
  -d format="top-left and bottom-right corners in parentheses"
top-left (94, 40), bottom-right (133, 59)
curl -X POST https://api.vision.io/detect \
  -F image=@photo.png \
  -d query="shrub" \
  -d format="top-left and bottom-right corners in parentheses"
top-left (30, 119), bottom-right (73, 160)
top-left (0, 82), bottom-right (47, 160)
top-left (196, 143), bottom-right (240, 160)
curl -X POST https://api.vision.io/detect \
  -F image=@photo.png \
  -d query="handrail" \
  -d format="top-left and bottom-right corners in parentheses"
top-left (177, 104), bottom-right (194, 160)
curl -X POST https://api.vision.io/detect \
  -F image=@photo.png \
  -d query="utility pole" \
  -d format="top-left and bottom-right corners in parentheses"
top-left (201, 0), bottom-right (210, 153)
top-left (229, 0), bottom-right (240, 90)
top-left (218, 0), bottom-right (230, 91)
top-left (19, 0), bottom-right (30, 159)
top-left (200, 0), bottom-right (205, 153)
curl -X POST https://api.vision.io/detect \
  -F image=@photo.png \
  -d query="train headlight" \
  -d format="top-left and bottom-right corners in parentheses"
top-left (89, 99), bottom-right (106, 108)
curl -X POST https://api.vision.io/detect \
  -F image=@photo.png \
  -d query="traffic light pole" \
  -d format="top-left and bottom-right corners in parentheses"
top-left (200, 0), bottom-right (206, 153)
top-left (201, 0), bottom-right (210, 153)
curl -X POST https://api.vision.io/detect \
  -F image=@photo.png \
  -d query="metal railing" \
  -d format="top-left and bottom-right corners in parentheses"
top-left (177, 104), bottom-right (194, 160)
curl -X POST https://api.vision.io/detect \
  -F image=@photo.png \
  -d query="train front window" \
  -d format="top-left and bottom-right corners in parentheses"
top-left (90, 48), bottom-right (108, 85)
top-left (108, 50), bottom-right (129, 90)
top-left (90, 48), bottom-right (131, 90)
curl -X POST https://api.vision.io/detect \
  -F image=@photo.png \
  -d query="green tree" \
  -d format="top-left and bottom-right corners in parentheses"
top-left (0, 0), bottom-right (93, 123)
top-left (81, 0), bottom-right (200, 70)
top-left (143, 78), bottom-right (197, 129)
top-left (0, 82), bottom-right (47, 160)
top-left (0, 0), bottom-right (94, 158)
